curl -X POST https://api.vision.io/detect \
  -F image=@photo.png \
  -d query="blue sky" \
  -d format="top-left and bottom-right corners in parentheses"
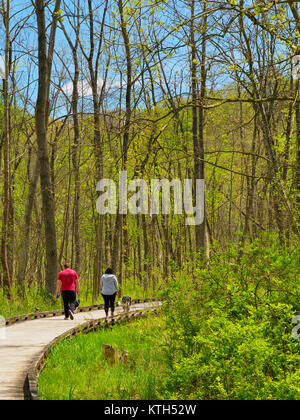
top-left (0, 0), bottom-right (297, 119)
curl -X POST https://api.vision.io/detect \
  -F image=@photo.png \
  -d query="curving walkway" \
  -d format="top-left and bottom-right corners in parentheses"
top-left (0, 302), bottom-right (158, 400)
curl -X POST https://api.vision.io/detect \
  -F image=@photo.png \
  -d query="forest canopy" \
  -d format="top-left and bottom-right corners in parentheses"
top-left (0, 0), bottom-right (299, 300)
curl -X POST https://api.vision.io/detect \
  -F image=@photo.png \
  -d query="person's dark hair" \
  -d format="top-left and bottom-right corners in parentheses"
top-left (105, 267), bottom-right (113, 274)
top-left (64, 262), bottom-right (70, 269)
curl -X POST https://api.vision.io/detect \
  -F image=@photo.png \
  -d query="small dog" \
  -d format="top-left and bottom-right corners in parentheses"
top-left (122, 296), bottom-right (132, 313)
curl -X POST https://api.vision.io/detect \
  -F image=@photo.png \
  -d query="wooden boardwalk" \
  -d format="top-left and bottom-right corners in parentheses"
top-left (0, 302), bottom-right (158, 400)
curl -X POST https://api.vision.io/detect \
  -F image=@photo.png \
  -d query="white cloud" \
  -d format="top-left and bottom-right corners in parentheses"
top-left (0, 55), bottom-right (5, 79)
top-left (62, 77), bottom-right (122, 97)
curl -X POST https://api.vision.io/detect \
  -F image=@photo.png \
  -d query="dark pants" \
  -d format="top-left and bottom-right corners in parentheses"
top-left (102, 293), bottom-right (117, 315)
top-left (62, 290), bottom-right (76, 318)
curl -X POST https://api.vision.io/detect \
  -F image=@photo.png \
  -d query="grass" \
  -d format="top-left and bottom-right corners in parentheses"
top-left (0, 286), bottom-right (61, 318)
top-left (38, 314), bottom-right (168, 400)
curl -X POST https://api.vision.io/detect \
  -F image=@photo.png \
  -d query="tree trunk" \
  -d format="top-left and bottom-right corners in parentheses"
top-left (34, 0), bottom-right (61, 294)
top-left (17, 158), bottom-right (39, 296)
top-left (1, 0), bottom-right (12, 298)
top-left (112, 0), bottom-right (132, 279)
top-left (190, 0), bottom-right (206, 254)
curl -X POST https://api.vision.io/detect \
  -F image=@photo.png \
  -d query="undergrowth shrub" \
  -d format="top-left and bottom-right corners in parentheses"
top-left (159, 232), bottom-right (300, 400)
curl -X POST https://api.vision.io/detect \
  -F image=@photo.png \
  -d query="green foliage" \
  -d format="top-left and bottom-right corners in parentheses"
top-left (158, 232), bottom-right (300, 400)
top-left (160, 304), bottom-right (300, 400)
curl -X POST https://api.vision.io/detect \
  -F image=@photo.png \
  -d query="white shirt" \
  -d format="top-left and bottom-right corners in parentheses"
top-left (100, 274), bottom-right (118, 295)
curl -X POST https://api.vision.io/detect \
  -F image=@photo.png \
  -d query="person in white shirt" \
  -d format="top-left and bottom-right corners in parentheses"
top-left (100, 268), bottom-right (119, 318)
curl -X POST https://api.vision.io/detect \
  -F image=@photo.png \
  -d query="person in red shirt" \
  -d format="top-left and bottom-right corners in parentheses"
top-left (56, 263), bottom-right (80, 320)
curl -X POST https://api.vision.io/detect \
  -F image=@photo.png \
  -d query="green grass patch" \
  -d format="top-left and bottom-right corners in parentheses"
top-left (38, 314), bottom-right (168, 400)
top-left (0, 286), bottom-right (62, 318)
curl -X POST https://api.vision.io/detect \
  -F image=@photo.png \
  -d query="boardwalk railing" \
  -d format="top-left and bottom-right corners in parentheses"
top-left (5, 297), bottom-right (157, 326)
top-left (21, 299), bottom-right (160, 400)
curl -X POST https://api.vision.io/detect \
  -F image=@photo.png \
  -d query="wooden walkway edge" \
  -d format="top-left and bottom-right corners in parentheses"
top-left (0, 300), bottom-right (160, 400)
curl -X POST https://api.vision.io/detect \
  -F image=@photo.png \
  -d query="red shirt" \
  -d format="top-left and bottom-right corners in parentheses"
top-left (58, 269), bottom-right (78, 291)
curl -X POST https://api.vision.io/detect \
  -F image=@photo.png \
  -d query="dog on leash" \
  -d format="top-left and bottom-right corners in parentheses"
top-left (122, 296), bottom-right (132, 313)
